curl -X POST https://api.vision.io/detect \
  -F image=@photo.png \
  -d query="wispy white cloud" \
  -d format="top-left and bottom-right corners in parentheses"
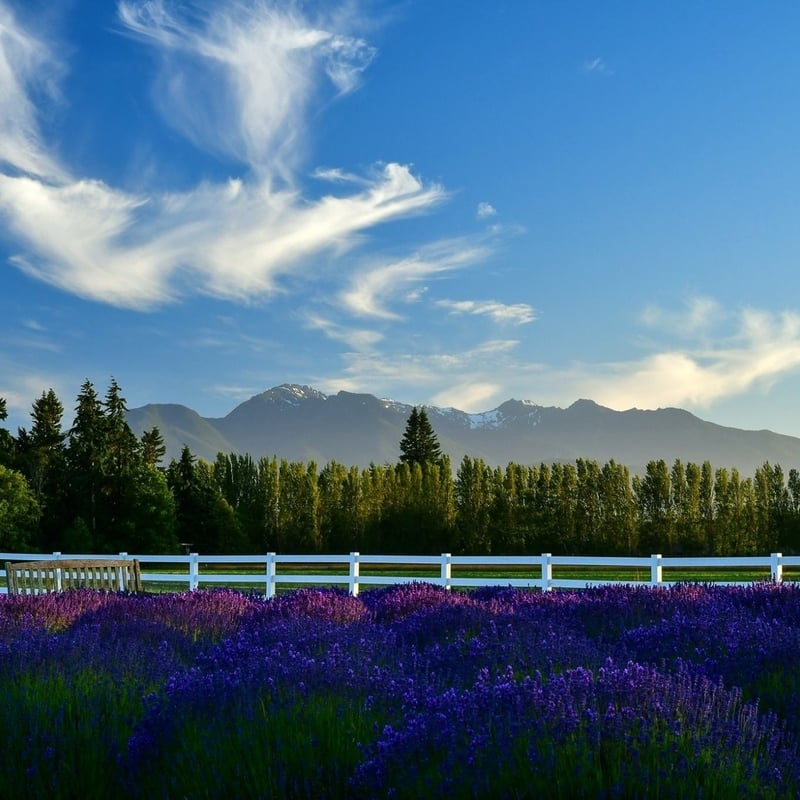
top-left (0, 1), bottom-right (445, 309)
top-left (548, 306), bottom-right (800, 412)
top-left (316, 301), bottom-right (800, 416)
top-left (304, 313), bottom-right (384, 350)
top-left (0, 364), bottom-right (69, 426)
top-left (5, 335), bottom-right (61, 353)
top-left (311, 167), bottom-right (370, 185)
top-left (319, 338), bottom-right (526, 411)
top-left (0, 3), bottom-right (66, 181)
top-left (117, 0), bottom-right (375, 179)
top-left (339, 239), bottom-right (489, 319)
top-left (431, 382), bottom-right (500, 411)
top-left (639, 296), bottom-right (722, 338)
top-left (584, 56), bottom-right (611, 75)
top-left (210, 384), bottom-right (260, 401)
top-left (477, 201), bottom-right (496, 218)
top-left (436, 299), bottom-right (536, 325)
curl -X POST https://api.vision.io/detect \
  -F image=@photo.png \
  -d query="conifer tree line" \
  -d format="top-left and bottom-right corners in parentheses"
top-left (2, 386), bottom-right (800, 556)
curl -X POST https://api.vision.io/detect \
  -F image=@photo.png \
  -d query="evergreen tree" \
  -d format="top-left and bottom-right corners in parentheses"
top-left (16, 389), bottom-right (67, 549)
top-left (399, 406), bottom-right (443, 466)
top-left (141, 427), bottom-right (167, 468)
top-left (62, 378), bottom-right (176, 553)
top-left (0, 397), bottom-right (15, 468)
top-left (67, 380), bottom-right (106, 546)
top-left (104, 377), bottom-right (140, 481)
top-left (167, 446), bottom-right (242, 553)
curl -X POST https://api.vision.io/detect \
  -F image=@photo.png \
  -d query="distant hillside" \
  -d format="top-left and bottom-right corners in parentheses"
top-left (126, 384), bottom-right (800, 474)
top-left (127, 403), bottom-right (238, 463)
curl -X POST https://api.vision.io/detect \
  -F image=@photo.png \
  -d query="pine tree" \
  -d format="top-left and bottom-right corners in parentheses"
top-left (167, 446), bottom-right (242, 553)
top-left (399, 407), bottom-right (443, 467)
top-left (0, 397), bottom-right (15, 468)
top-left (17, 389), bottom-right (67, 549)
top-left (67, 380), bottom-right (106, 547)
top-left (141, 427), bottom-right (167, 467)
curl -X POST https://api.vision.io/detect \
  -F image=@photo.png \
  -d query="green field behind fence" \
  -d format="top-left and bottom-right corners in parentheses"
top-left (5, 561), bottom-right (796, 594)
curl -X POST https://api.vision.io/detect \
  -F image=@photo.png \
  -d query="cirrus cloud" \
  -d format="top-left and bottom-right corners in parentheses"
top-left (436, 299), bottom-right (537, 325)
top-left (0, 1), bottom-right (445, 310)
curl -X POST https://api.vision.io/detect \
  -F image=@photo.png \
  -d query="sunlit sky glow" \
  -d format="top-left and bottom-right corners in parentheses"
top-left (2, 1), bottom-right (800, 438)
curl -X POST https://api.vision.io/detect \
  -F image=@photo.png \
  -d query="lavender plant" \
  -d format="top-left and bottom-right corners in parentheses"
top-left (0, 582), bottom-right (799, 798)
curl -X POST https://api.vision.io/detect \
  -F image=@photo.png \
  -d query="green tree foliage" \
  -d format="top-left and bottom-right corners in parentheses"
top-left (214, 453), bottom-right (267, 551)
top-left (574, 458), bottom-right (602, 553)
top-left (51, 379), bottom-right (176, 553)
top-left (454, 455), bottom-right (494, 553)
top-left (119, 463), bottom-right (178, 554)
top-left (633, 460), bottom-right (674, 554)
top-left (753, 462), bottom-right (790, 553)
top-left (399, 407), bottom-right (443, 467)
top-left (379, 460), bottom-right (454, 554)
top-left (277, 460), bottom-right (321, 553)
top-left (421, 456), bottom-right (455, 552)
top-left (167, 447), bottom-right (242, 554)
top-left (359, 464), bottom-right (389, 551)
top-left (0, 464), bottom-right (40, 550)
top-left (0, 397), bottom-right (16, 468)
top-left (699, 460), bottom-right (715, 553)
top-left (318, 461), bottom-right (363, 553)
top-left (141, 427), bottom-right (167, 468)
top-left (598, 460), bottom-right (637, 554)
top-left (66, 380), bottom-right (106, 545)
top-left (258, 456), bottom-right (281, 551)
top-left (58, 379), bottom-right (175, 553)
top-left (15, 389), bottom-right (67, 549)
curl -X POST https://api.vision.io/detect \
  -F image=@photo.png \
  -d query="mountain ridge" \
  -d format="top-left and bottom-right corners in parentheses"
top-left (125, 383), bottom-right (800, 474)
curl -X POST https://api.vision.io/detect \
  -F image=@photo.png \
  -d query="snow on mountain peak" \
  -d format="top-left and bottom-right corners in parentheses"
top-left (275, 384), bottom-right (327, 405)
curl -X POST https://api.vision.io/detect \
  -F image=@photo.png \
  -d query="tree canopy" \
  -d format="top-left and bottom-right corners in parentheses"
top-left (399, 407), bottom-right (443, 467)
top-left (0, 397), bottom-right (14, 468)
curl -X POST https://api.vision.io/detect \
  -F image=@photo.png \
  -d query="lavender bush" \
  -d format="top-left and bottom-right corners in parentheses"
top-left (1, 583), bottom-right (799, 798)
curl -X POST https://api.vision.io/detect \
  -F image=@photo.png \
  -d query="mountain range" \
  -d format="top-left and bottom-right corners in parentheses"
top-left (125, 384), bottom-right (800, 475)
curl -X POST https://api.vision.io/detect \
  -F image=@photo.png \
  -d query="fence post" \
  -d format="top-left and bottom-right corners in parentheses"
top-left (118, 552), bottom-right (128, 589)
top-left (771, 552), bottom-right (783, 583)
top-left (441, 553), bottom-right (452, 590)
top-left (349, 552), bottom-right (360, 597)
top-left (265, 552), bottom-right (276, 599)
top-left (650, 554), bottom-right (663, 587)
top-left (52, 551), bottom-right (62, 591)
top-left (541, 553), bottom-right (552, 592)
top-left (188, 553), bottom-right (199, 591)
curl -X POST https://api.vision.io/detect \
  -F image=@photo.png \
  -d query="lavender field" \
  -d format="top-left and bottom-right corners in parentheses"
top-left (2, 583), bottom-right (800, 798)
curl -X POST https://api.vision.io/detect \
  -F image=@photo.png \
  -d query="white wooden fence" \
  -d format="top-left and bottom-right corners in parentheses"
top-left (1, 551), bottom-right (797, 597)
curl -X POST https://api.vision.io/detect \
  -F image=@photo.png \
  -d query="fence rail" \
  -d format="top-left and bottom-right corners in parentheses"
top-left (1, 551), bottom-right (798, 597)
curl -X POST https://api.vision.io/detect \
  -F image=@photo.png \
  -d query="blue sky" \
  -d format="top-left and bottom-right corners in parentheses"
top-left (2, 0), bottom-right (800, 439)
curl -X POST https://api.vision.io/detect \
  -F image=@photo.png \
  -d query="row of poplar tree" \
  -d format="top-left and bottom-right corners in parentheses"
top-left (2, 380), bottom-right (800, 556)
